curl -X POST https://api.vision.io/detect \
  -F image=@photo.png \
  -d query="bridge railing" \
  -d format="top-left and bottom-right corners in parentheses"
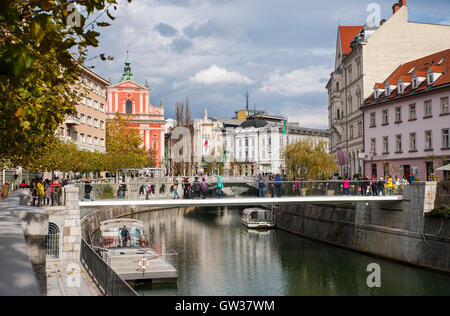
top-left (75, 179), bottom-right (404, 202)
top-left (80, 239), bottom-right (139, 296)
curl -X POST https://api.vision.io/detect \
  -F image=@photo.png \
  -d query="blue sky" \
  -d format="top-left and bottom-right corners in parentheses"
top-left (86, 0), bottom-right (450, 129)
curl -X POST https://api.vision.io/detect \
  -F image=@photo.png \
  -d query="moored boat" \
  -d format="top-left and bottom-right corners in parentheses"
top-left (241, 208), bottom-right (275, 229)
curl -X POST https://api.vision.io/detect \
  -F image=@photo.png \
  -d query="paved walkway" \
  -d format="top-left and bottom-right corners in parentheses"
top-left (46, 260), bottom-right (102, 296)
top-left (0, 191), bottom-right (43, 296)
top-left (0, 190), bottom-right (102, 296)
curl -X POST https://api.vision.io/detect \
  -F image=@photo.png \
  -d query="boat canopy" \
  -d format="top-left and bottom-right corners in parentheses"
top-left (242, 208), bottom-right (272, 221)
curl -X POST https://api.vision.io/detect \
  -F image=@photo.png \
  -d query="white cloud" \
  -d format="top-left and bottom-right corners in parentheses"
top-left (189, 64), bottom-right (253, 85)
top-left (261, 65), bottom-right (331, 96)
top-left (280, 103), bottom-right (329, 129)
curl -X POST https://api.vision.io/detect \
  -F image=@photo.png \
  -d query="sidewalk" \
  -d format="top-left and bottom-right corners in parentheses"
top-left (46, 260), bottom-right (102, 296)
top-left (0, 192), bottom-right (42, 296)
top-left (0, 190), bottom-right (102, 296)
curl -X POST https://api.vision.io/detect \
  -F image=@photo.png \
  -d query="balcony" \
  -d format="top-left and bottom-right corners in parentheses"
top-left (66, 115), bottom-right (81, 126)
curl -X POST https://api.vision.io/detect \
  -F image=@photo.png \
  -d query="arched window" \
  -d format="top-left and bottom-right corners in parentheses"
top-left (46, 223), bottom-right (60, 260)
top-left (126, 100), bottom-right (133, 114)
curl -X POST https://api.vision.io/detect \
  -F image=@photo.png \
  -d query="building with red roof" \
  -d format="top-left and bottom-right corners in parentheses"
top-left (327, 0), bottom-right (450, 178)
top-left (363, 49), bottom-right (450, 181)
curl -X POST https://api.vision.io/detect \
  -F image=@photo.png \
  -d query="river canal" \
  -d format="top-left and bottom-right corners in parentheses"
top-left (128, 207), bottom-right (450, 296)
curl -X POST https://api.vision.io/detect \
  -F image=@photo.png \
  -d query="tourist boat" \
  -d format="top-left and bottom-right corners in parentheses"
top-left (99, 218), bottom-right (149, 248)
top-left (241, 208), bottom-right (275, 229)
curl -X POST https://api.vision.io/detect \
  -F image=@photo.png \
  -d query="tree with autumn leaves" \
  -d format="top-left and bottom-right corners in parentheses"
top-left (105, 113), bottom-right (157, 172)
top-left (23, 113), bottom-right (156, 174)
top-left (284, 140), bottom-right (338, 180)
top-left (0, 0), bottom-right (132, 167)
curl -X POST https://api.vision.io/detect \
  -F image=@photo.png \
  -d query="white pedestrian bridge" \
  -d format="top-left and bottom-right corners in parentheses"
top-left (79, 195), bottom-right (403, 208)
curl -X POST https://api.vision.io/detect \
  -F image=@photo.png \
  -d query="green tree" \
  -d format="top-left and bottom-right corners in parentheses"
top-left (284, 140), bottom-right (338, 180)
top-left (0, 0), bottom-right (132, 166)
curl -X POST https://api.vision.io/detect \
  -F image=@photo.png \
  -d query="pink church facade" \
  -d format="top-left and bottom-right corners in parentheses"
top-left (107, 57), bottom-right (165, 167)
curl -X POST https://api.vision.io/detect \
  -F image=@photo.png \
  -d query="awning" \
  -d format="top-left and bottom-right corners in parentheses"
top-left (435, 164), bottom-right (450, 171)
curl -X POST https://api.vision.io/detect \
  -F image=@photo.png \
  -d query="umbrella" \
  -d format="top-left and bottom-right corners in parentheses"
top-left (435, 164), bottom-right (450, 171)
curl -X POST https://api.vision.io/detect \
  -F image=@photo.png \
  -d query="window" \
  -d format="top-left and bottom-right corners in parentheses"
top-left (350, 125), bottom-right (354, 140)
top-left (100, 120), bottom-right (104, 130)
top-left (358, 121), bottom-right (362, 137)
top-left (443, 129), bottom-right (450, 149)
top-left (410, 133), bottom-right (417, 152)
top-left (347, 66), bottom-right (353, 82)
top-left (80, 113), bottom-right (85, 124)
top-left (336, 82), bottom-right (340, 91)
top-left (409, 104), bottom-right (416, 120)
top-left (395, 135), bottom-right (402, 153)
top-left (94, 119), bottom-right (98, 128)
top-left (424, 100), bottom-right (432, 118)
top-left (348, 95), bottom-right (353, 113)
top-left (126, 100), bottom-right (133, 114)
top-left (441, 97), bottom-right (449, 114)
top-left (370, 138), bottom-right (376, 155)
top-left (94, 137), bottom-right (98, 146)
top-left (87, 98), bottom-right (92, 107)
top-left (87, 135), bottom-right (92, 144)
top-left (370, 113), bottom-right (376, 127)
top-left (425, 131), bottom-right (433, 150)
top-left (87, 116), bottom-right (92, 126)
top-left (94, 100), bottom-right (98, 110)
top-left (100, 138), bottom-right (105, 147)
top-left (356, 60), bottom-right (362, 77)
top-left (395, 107), bottom-right (402, 123)
top-left (382, 110), bottom-right (389, 125)
top-left (100, 103), bottom-right (105, 112)
top-left (383, 136), bottom-right (389, 154)
top-left (80, 133), bottom-right (85, 143)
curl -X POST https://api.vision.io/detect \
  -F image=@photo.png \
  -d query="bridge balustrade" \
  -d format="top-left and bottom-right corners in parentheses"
top-left (75, 179), bottom-right (404, 202)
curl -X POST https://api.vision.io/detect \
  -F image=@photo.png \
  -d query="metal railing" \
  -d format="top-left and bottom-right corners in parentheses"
top-left (80, 239), bottom-right (139, 296)
top-left (76, 179), bottom-right (405, 202)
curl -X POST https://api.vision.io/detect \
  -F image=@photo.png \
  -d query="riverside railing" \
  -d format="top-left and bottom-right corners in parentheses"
top-left (80, 239), bottom-right (139, 296)
top-left (75, 179), bottom-right (405, 202)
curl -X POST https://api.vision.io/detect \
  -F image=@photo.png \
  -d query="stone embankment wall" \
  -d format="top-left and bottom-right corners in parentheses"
top-left (81, 205), bottom-right (195, 242)
top-left (275, 182), bottom-right (450, 273)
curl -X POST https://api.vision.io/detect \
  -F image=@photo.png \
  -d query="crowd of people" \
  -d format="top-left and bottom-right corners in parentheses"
top-left (171, 176), bottom-right (220, 200)
top-left (341, 175), bottom-right (411, 196)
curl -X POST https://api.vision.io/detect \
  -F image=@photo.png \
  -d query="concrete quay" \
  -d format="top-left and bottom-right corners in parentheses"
top-left (0, 191), bottom-right (48, 295)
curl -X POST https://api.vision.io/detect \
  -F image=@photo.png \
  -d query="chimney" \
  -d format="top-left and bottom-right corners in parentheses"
top-left (380, 19), bottom-right (386, 26)
top-left (393, 3), bottom-right (401, 14)
top-left (399, 0), bottom-right (407, 7)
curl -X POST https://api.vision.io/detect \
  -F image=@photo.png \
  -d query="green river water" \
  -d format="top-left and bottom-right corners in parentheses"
top-left (128, 207), bottom-right (450, 296)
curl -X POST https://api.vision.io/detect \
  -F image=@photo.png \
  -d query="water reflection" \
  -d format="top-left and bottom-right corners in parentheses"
top-left (129, 207), bottom-right (450, 296)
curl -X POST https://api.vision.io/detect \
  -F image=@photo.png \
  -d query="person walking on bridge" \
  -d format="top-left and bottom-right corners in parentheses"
top-left (201, 177), bottom-right (207, 199)
top-left (386, 176), bottom-right (394, 196)
top-left (343, 177), bottom-right (350, 196)
top-left (217, 175), bottom-right (224, 198)
top-left (258, 176), bottom-right (265, 197)
top-left (173, 177), bottom-right (179, 199)
top-left (275, 174), bottom-right (282, 197)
